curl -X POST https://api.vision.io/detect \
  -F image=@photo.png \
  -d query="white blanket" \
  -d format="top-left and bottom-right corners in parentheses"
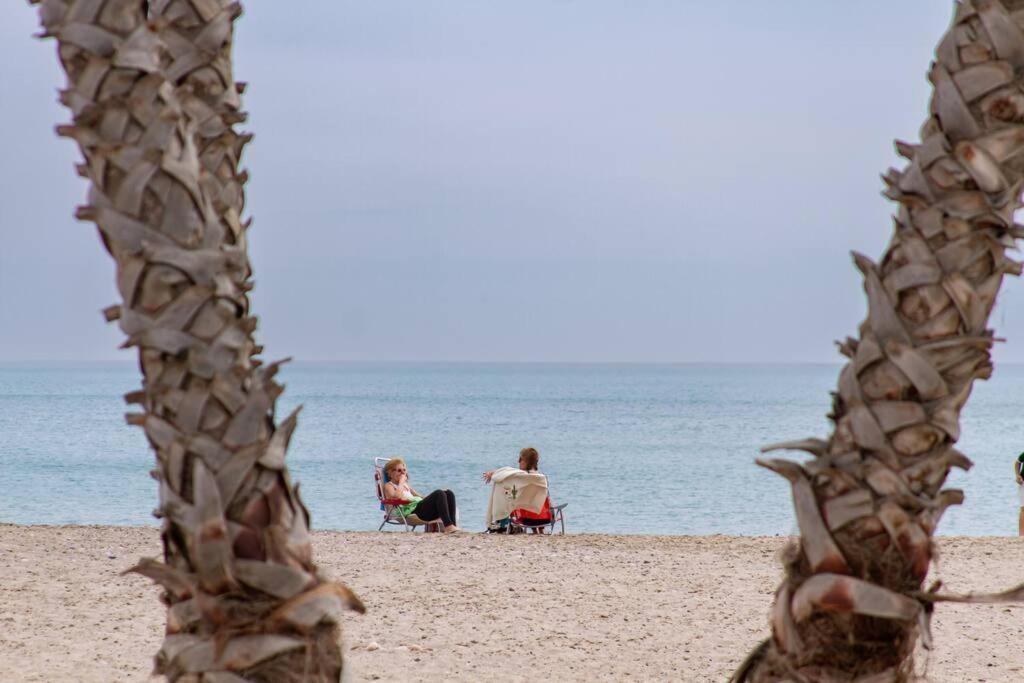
top-left (486, 467), bottom-right (549, 528)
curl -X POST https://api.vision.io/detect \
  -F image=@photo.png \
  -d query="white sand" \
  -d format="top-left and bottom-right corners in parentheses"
top-left (1, 525), bottom-right (1023, 681)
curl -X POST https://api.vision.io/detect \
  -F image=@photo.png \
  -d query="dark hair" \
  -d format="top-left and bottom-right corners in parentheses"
top-left (519, 447), bottom-right (539, 471)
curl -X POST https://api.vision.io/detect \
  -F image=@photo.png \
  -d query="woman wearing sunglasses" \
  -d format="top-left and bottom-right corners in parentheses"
top-left (383, 457), bottom-right (462, 533)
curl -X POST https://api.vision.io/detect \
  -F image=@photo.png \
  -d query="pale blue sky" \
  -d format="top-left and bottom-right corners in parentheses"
top-left (5, 2), bottom-right (1021, 363)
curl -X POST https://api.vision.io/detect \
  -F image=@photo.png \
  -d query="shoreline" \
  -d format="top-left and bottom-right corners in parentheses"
top-left (2, 525), bottom-right (1023, 681)
top-left (4, 522), bottom-right (1020, 540)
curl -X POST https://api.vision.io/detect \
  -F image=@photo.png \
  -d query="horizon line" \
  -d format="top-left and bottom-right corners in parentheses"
top-left (6, 358), bottom-right (1024, 368)
top-left (6, 358), bottom-right (1024, 367)
top-left (5, 357), bottom-right (1024, 368)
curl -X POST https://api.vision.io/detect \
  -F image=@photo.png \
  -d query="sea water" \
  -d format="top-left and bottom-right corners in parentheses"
top-left (0, 362), bottom-right (1020, 536)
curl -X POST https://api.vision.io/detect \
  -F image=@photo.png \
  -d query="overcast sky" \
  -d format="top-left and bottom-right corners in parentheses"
top-left (5, 2), bottom-right (1022, 363)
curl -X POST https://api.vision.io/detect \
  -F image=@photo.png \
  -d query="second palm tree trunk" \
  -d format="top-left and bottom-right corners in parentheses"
top-left (735, 2), bottom-right (1024, 681)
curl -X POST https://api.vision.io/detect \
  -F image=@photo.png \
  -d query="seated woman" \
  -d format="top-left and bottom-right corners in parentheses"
top-left (382, 457), bottom-right (462, 533)
top-left (483, 447), bottom-right (552, 533)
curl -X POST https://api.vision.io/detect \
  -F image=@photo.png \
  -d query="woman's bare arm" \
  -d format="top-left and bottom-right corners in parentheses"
top-left (383, 481), bottom-right (407, 500)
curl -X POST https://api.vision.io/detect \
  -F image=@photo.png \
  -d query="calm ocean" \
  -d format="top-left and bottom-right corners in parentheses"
top-left (1, 362), bottom-right (1020, 536)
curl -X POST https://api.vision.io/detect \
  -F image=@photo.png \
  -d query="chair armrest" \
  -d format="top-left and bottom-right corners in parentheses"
top-left (551, 503), bottom-right (568, 511)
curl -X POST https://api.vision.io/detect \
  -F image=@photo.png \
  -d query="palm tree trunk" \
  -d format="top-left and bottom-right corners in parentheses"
top-left (35, 1), bottom-right (362, 680)
top-left (148, 0), bottom-right (252, 263)
top-left (735, 2), bottom-right (1024, 681)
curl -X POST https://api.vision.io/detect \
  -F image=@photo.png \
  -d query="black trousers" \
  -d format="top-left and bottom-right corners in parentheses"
top-left (413, 489), bottom-right (457, 527)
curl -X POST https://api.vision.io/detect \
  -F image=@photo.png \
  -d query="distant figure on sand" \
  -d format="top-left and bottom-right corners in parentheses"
top-left (483, 447), bottom-right (552, 533)
top-left (1016, 451), bottom-right (1024, 536)
top-left (383, 458), bottom-right (462, 533)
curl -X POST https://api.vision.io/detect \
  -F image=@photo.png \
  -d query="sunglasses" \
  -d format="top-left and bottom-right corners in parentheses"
top-left (393, 468), bottom-right (407, 473)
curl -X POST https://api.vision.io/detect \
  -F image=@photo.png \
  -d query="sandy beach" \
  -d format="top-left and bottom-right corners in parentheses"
top-left (1, 525), bottom-right (1023, 682)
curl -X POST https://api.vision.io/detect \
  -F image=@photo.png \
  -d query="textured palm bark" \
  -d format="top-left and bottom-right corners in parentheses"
top-left (735, 2), bottom-right (1024, 681)
top-left (35, 1), bottom-right (362, 681)
top-left (149, 0), bottom-right (251, 261)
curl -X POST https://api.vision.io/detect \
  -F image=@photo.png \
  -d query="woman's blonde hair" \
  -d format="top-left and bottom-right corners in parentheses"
top-left (519, 447), bottom-right (539, 471)
top-left (384, 457), bottom-right (406, 479)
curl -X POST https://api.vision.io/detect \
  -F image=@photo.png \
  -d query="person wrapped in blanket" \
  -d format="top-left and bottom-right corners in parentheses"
top-left (383, 457), bottom-right (462, 533)
top-left (482, 447), bottom-right (553, 533)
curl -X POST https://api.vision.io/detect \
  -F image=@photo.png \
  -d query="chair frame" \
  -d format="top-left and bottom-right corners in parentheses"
top-left (374, 457), bottom-right (443, 532)
top-left (507, 473), bottom-right (567, 535)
